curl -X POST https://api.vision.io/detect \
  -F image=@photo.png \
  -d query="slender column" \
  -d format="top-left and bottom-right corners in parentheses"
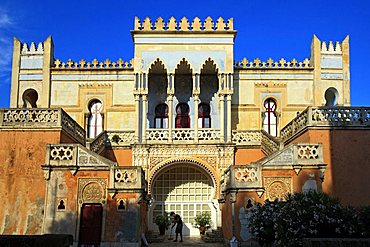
top-left (142, 94), bottom-right (148, 143)
top-left (226, 94), bottom-right (232, 143)
top-left (167, 94), bottom-right (173, 143)
top-left (194, 94), bottom-right (199, 143)
top-left (219, 93), bottom-right (225, 142)
top-left (230, 73), bottom-right (234, 92)
top-left (167, 74), bottom-right (174, 142)
top-left (134, 94), bottom-right (140, 143)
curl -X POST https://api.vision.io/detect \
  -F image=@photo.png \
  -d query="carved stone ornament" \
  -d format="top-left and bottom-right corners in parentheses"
top-left (264, 177), bottom-right (292, 201)
top-left (234, 167), bottom-right (258, 182)
top-left (78, 178), bottom-right (107, 204)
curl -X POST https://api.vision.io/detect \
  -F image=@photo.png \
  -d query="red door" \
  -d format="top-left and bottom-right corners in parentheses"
top-left (79, 204), bottom-right (103, 247)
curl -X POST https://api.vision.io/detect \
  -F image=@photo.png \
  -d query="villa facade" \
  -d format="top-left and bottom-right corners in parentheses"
top-left (0, 16), bottom-right (369, 246)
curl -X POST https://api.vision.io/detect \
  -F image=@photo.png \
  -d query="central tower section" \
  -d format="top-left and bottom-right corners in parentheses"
top-left (131, 16), bottom-right (237, 144)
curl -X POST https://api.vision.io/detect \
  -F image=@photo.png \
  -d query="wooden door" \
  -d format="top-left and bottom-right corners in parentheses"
top-left (79, 204), bottom-right (103, 247)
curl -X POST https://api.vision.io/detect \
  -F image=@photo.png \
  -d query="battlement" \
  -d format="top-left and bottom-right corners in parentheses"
top-left (21, 42), bottom-right (44, 55)
top-left (321, 41), bottom-right (342, 54)
top-left (234, 57), bottom-right (312, 69)
top-left (53, 58), bottom-right (133, 69)
top-left (133, 16), bottom-right (234, 31)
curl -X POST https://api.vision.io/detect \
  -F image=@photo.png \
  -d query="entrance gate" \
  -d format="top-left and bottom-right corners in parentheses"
top-left (150, 164), bottom-right (215, 236)
top-left (79, 203), bottom-right (103, 247)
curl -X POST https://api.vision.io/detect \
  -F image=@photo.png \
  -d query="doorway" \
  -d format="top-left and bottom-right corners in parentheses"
top-left (79, 203), bottom-right (103, 247)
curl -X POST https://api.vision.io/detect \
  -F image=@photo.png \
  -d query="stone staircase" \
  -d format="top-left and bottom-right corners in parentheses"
top-left (202, 227), bottom-right (224, 243)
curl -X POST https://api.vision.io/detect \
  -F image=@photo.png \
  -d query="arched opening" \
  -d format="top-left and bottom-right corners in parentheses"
top-left (22, 89), bottom-right (38, 108)
top-left (174, 59), bottom-right (193, 121)
top-left (88, 100), bottom-right (103, 138)
top-left (155, 103), bottom-right (168, 128)
top-left (198, 103), bottom-right (211, 128)
top-left (175, 103), bottom-right (190, 128)
top-left (324, 87), bottom-right (339, 106)
top-left (263, 98), bottom-right (278, 136)
top-left (200, 58), bottom-right (219, 128)
top-left (149, 163), bottom-right (216, 236)
top-left (148, 59), bottom-right (168, 128)
top-left (117, 200), bottom-right (126, 210)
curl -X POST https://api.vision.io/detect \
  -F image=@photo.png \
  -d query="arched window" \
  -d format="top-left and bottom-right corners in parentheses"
top-left (175, 103), bottom-right (190, 128)
top-left (22, 89), bottom-right (38, 108)
top-left (324, 87), bottom-right (339, 106)
top-left (155, 103), bottom-right (168, 128)
top-left (198, 103), bottom-right (211, 128)
top-left (88, 100), bottom-right (103, 138)
top-left (263, 98), bottom-right (278, 136)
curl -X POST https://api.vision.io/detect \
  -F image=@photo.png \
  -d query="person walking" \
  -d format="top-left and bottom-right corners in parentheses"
top-left (173, 213), bottom-right (183, 242)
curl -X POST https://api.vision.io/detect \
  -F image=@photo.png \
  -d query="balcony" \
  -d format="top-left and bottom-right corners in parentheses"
top-left (0, 108), bottom-right (86, 145)
top-left (281, 106), bottom-right (370, 142)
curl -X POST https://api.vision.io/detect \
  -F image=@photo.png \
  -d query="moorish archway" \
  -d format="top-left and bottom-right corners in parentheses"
top-left (149, 162), bottom-right (217, 236)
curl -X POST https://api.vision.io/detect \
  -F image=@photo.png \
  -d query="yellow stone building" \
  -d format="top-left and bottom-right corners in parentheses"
top-left (2, 16), bottom-right (369, 246)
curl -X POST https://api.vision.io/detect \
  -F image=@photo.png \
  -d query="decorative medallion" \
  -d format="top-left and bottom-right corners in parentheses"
top-left (264, 177), bottom-right (292, 201)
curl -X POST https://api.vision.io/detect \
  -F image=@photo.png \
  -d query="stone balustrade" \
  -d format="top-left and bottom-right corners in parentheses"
top-left (232, 130), bottom-right (261, 145)
top-left (281, 107), bottom-right (370, 142)
top-left (109, 166), bottom-right (146, 192)
top-left (261, 130), bottom-right (280, 155)
top-left (44, 143), bottom-right (116, 177)
top-left (0, 108), bottom-right (85, 145)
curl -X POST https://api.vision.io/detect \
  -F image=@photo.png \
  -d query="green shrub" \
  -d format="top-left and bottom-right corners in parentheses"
top-left (248, 191), bottom-right (370, 247)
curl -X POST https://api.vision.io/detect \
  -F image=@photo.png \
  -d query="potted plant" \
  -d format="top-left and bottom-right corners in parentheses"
top-left (193, 212), bottom-right (211, 235)
top-left (154, 215), bottom-right (170, 235)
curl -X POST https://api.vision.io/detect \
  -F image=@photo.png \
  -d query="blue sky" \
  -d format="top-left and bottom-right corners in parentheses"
top-left (0, 0), bottom-right (369, 107)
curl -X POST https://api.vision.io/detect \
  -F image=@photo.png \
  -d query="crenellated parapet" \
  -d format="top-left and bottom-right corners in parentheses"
top-left (53, 58), bottom-right (134, 69)
top-left (321, 40), bottom-right (342, 54)
top-left (133, 16), bottom-right (234, 31)
top-left (21, 42), bottom-right (44, 55)
top-left (234, 57), bottom-right (311, 69)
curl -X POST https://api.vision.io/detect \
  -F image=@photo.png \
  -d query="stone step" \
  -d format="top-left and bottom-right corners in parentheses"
top-left (202, 228), bottom-right (224, 243)
top-left (145, 231), bottom-right (166, 243)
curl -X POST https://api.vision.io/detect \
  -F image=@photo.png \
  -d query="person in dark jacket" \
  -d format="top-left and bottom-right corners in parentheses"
top-left (173, 213), bottom-right (183, 242)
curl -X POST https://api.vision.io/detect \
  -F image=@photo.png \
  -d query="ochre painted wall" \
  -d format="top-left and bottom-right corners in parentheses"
top-left (234, 148), bottom-right (265, 165)
top-left (289, 128), bottom-right (370, 206)
top-left (0, 130), bottom-right (63, 234)
top-left (102, 149), bottom-right (132, 166)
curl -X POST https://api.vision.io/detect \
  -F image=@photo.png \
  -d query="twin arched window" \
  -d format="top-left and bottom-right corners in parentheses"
top-left (154, 102), bottom-right (211, 129)
top-left (263, 98), bottom-right (278, 136)
top-left (88, 100), bottom-right (103, 138)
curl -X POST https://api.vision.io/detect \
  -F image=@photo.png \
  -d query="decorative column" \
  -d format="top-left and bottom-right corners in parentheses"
top-left (134, 94), bottom-right (140, 143)
top-left (219, 93), bottom-right (225, 143)
top-left (167, 94), bottom-right (173, 143)
top-left (167, 73), bottom-right (174, 143)
top-left (193, 73), bottom-right (200, 143)
top-left (142, 94), bottom-right (148, 144)
top-left (226, 94), bottom-right (232, 143)
top-left (194, 94), bottom-right (199, 143)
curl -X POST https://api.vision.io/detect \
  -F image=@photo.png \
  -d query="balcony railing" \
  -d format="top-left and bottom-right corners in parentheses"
top-left (281, 106), bottom-right (370, 142)
top-left (146, 128), bottom-right (221, 143)
top-left (0, 108), bottom-right (85, 145)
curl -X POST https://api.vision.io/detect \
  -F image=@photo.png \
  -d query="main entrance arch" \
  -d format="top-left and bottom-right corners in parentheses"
top-left (149, 163), bottom-right (217, 236)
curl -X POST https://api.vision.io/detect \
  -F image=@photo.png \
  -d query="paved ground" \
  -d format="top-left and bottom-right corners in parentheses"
top-left (148, 236), bottom-right (226, 247)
